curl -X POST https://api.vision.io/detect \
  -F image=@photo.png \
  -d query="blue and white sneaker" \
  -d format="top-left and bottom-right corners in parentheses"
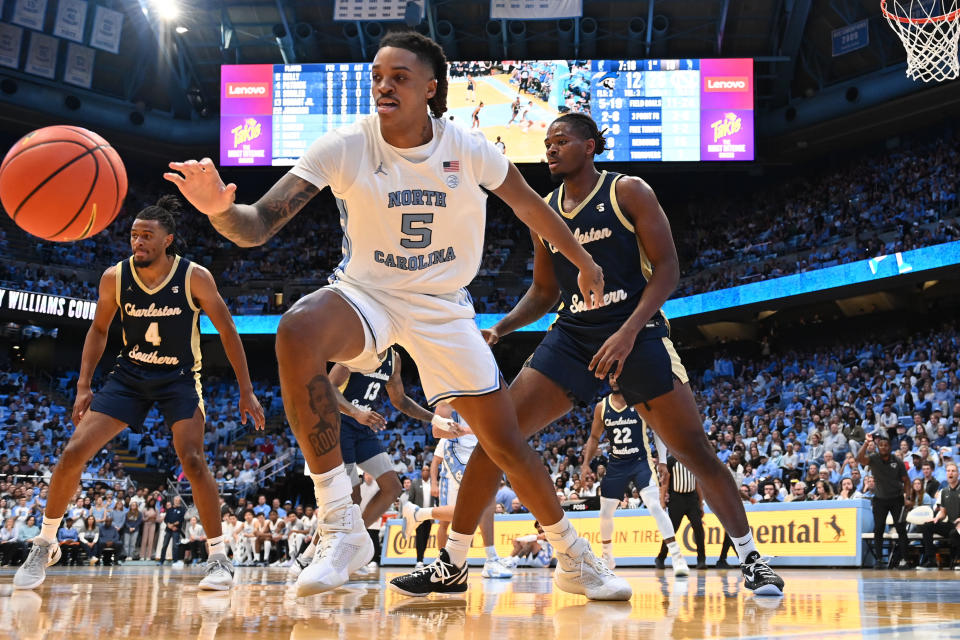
top-left (481, 558), bottom-right (513, 579)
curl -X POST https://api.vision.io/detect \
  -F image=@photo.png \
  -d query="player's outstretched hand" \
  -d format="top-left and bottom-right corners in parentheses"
top-left (589, 327), bottom-right (637, 380)
top-left (72, 386), bottom-right (93, 426)
top-left (239, 389), bottom-right (266, 431)
top-left (481, 327), bottom-right (501, 346)
top-left (163, 157), bottom-right (237, 216)
top-left (576, 260), bottom-right (605, 311)
top-left (358, 409), bottom-right (387, 432)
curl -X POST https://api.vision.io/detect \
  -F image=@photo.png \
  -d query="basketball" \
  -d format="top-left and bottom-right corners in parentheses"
top-left (0, 125), bottom-right (127, 242)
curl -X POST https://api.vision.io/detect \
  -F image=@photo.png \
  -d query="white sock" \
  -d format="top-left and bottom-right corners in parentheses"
top-left (40, 516), bottom-right (61, 543)
top-left (444, 529), bottom-right (473, 567)
top-left (667, 540), bottom-right (681, 556)
top-left (207, 536), bottom-right (225, 557)
top-left (731, 531), bottom-right (758, 562)
top-left (485, 545), bottom-right (498, 561)
top-left (302, 542), bottom-right (316, 558)
top-left (312, 464), bottom-right (353, 517)
top-left (541, 516), bottom-right (578, 554)
top-left (415, 507), bottom-right (433, 523)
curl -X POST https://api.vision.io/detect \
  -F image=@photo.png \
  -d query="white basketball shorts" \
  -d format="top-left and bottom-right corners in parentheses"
top-left (325, 278), bottom-right (501, 405)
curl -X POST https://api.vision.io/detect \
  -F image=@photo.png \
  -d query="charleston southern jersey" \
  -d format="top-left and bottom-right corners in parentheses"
top-left (291, 115), bottom-right (509, 295)
top-left (543, 170), bottom-right (667, 329)
top-left (338, 348), bottom-right (395, 426)
top-left (601, 395), bottom-right (647, 460)
top-left (115, 255), bottom-right (201, 372)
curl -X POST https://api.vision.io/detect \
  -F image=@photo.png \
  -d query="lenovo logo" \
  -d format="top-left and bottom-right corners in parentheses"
top-left (226, 82), bottom-right (269, 97)
top-left (704, 76), bottom-right (749, 91)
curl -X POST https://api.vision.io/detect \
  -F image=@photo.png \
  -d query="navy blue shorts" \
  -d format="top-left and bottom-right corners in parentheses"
top-left (90, 360), bottom-right (204, 427)
top-left (526, 317), bottom-right (688, 406)
top-left (340, 416), bottom-right (385, 465)
top-left (600, 455), bottom-right (655, 499)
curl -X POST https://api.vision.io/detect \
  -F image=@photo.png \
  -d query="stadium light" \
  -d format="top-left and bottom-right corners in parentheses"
top-left (152, 0), bottom-right (180, 21)
top-left (175, 26), bottom-right (189, 34)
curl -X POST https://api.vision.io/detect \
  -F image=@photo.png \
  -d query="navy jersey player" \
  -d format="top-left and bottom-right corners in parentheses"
top-left (582, 378), bottom-right (688, 576)
top-left (13, 196), bottom-right (264, 592)
top-left (330, 348), bottom-right (449, 527)
top-left (166, 31), bottom-right (626, 600)
top-left (393, 112), bottom-right (784, 597)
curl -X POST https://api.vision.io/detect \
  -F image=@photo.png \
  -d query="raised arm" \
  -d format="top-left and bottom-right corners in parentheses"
top-left (73, 267), bottom-right (120, 426)
top-left (486, 230), bottom-right (561, 344)
top-left (581, 402), bottom-right (606, 465)
top-left (856, 432), bottom-right (874, 467)
top-left (492, 163), bottom-right (604, 310)
top-left (190, 266), bottom-right (265, 430)
top-left (164, 160), bottom-right (319, 248)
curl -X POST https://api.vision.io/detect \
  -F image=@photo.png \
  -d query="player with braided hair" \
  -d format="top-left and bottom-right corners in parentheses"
top-left (13, 195), bottom-right (265, 592)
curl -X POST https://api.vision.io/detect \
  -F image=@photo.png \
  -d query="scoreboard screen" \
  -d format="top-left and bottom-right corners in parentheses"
top-left (220, 58), bottom-right (754, 167)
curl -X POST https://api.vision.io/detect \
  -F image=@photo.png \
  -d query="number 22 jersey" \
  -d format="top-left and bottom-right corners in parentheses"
top-left (290, 114), bottom-right (509, 296)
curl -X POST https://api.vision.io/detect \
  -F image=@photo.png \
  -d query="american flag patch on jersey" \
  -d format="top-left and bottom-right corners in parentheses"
top-left (442, 160), bottom-right (460, 172)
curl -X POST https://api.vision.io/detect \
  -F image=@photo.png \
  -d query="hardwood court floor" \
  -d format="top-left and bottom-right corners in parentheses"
top-left (1, 566), bottom-right (959, 639)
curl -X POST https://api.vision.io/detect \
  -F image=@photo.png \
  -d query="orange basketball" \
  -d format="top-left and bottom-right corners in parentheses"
top-left (0, 125), bottom-right (127, 242)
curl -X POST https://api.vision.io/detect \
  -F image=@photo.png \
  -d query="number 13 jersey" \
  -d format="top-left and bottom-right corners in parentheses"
top-left (291, 114), bottom-right (509, 296)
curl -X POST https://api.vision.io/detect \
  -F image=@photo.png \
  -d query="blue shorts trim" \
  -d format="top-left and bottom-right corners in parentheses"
top-left (340, 416), bottom-right (385, 465)
top-left (527, 319), bottom-right (679, 405)
top-left (427, 378), bottom-right (503, 407)
top-left (600, 456), bottom-right (654, 499)
top-left (89, 363), bottom-right (202, 427)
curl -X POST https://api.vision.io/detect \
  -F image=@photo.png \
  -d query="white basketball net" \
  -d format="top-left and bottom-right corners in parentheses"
top-left (882, 0), bottom-right (960, 82)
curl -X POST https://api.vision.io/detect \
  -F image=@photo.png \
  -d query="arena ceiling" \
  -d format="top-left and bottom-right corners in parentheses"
top-left (3, 0), bottom-right (956, 158)
top-left (3, 0), bottom-right (911, 118)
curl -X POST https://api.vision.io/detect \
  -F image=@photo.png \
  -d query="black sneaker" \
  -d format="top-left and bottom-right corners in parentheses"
top-left (389, 549), bottom-right (468, 596)
top-left (654, 557), bottom-right (665, 570)
top-left (741, 551), bottom-right (784, 596)
top-left (715, 558), bottom-right (730, 568)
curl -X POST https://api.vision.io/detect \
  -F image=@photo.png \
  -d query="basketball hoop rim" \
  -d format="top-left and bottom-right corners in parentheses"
top-left (881, 0), bottom-right (960, 24)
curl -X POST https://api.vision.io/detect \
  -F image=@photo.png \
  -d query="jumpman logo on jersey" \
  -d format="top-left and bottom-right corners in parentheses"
top-left (374, 161), bottom-right (387, 176)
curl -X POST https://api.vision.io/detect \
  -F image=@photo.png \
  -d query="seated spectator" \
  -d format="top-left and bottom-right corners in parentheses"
top-left (758, 483), bottom-right (780, 503)
top-left (78, 515), bottom-right (100, 564)
top-left (0, 517), bottom-right (20, 564)
top-left (836, 477), bottom-right (862, 500)
top-left (920, 461), bottom-right (960, 568)
top-left (57, 517), bottom-right (82, 565)
top-left (98, 516), bottom-right (121, 565)
top-left (784, 480), bottom-right (807, 502)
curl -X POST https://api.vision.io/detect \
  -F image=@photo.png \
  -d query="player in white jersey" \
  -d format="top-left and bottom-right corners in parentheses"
top-left (166, 31), bottom-right (624, 599)
top-left (398, 402), bottom-right (512, 579)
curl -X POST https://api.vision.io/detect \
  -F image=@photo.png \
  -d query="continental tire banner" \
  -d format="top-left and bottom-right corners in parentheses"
top-left (382, 500), bottom-right (867, 566)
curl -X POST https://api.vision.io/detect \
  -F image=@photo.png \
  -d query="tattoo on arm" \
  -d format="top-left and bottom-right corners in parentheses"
top-left (305, 375), bottom-right (340, 457)
top-left (209, 174), bottom-right (319, 247)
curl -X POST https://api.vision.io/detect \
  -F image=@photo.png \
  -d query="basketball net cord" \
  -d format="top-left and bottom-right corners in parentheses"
top-left (882, 0), bottom-right (960, 82)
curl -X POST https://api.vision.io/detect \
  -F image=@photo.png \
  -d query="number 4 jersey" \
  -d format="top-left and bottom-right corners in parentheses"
top-left (290, 114), bottom-right (509, 296)
top-left (115, 255), bottom-right (202, 373)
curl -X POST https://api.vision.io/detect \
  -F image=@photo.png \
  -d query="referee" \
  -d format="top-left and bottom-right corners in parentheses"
top-left (656, 456), bottom-right (706, 569)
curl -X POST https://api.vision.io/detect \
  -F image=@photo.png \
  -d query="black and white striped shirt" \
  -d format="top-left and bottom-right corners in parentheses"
top-left (669, 458), bottom-right (697, 494)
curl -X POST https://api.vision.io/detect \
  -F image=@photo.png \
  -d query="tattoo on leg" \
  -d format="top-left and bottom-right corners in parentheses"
top-left (306, 375), bottom-right (339, 456)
